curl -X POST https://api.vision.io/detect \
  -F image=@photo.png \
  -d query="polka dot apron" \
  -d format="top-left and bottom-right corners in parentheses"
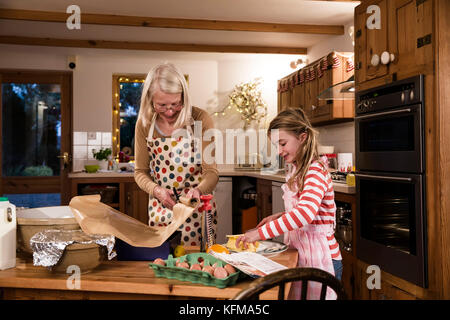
top-left (146, 117), bottom-right (217, 247)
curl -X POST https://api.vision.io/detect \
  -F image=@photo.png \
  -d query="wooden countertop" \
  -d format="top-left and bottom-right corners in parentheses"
top-left (0, 249), bottom-right (298, 300)
top-left (69, 168), bottom-right (355, 194)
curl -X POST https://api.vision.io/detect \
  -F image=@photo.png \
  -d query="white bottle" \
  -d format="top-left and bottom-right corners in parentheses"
top-left (0, 197), bottom-right (16, 270)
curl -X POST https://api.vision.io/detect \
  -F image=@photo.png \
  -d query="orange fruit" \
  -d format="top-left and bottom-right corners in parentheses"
top-left (206, 244), bottom-right (230, 254)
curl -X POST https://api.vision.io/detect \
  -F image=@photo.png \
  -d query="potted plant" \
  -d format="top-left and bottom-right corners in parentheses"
top-left (92, 148), bottom-right (112, 171)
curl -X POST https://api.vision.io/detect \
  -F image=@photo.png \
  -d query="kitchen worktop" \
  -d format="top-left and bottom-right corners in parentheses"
top-left (69, 168), bottom-right (355, 194)
top-left (0, 248), bottom-right (298, 300)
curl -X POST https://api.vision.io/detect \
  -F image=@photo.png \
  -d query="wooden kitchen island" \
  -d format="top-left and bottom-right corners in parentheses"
top-left (0, 249), bottom-right (298, 300)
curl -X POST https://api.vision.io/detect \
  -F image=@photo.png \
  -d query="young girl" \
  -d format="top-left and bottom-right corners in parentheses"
top-left (236, 108), bottom-right (342, 300)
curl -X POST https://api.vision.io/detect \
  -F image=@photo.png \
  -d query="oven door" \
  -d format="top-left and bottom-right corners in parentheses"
top-left (355, 104), bottom-right (423, 173)
top-left (355, 172), bottom-right (427, 287)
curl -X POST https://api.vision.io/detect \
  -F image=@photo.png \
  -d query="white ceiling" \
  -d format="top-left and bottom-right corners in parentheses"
top-left (0, 0), bottom-right (360, 50)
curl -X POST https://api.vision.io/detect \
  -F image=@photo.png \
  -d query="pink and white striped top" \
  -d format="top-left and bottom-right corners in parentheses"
top-left (258, 161), bottom-right (342, 260)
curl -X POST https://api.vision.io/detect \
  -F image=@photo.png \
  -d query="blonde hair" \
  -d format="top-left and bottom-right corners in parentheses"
top-left (137, 62), bottom-right (192, 129)
top-left (268, 108), bottom-right (323, 192)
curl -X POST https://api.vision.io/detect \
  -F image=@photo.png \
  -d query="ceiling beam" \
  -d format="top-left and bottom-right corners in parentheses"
top-left (0, 9), bottom-right (344, 35)
top-left (0, 35), bottom-right (307, 54)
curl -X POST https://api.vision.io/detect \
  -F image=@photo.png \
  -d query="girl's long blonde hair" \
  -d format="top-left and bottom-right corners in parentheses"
top-left (137, 62), bottom-right (192, 129)
top-left (268, 108), bottom-right (323, 192)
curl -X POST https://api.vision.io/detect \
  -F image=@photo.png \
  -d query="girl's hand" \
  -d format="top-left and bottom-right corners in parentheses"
top-left (186, 187), bottom-right (202, 200)
top-left (153, 186), bottom-right (176, 210)
top-left (235, 228), bottom-right (261, 250)
top-left (256, 212), bottom-right (284, 228)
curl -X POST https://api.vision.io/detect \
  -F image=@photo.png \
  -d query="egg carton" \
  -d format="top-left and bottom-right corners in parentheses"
top-left (148, 252), bottom-right (241, 289)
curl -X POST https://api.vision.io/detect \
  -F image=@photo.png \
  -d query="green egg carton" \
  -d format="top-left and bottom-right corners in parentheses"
top-left (148, 252), bottom-right (240, 289)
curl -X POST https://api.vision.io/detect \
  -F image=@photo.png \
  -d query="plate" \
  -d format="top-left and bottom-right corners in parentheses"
top-left (224, 240), bottom-right (288, 257)
top-left (256, 240), bottom-right (288, 256)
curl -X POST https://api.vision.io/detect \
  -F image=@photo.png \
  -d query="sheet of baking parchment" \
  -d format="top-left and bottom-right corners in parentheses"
top-left (69, 194), bottom-right (198, 248)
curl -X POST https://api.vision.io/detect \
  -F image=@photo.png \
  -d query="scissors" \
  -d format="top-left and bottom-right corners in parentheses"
top-left (173, 187), bottom-right (180, 202)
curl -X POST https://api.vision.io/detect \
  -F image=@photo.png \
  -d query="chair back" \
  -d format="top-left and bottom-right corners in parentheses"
top-left (232, 267), bottom-right (347, 300)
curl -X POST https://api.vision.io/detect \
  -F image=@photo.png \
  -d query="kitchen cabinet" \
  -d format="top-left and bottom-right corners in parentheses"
top-left (70, 176), bottom-right (149, 224)
top-left (277, 51), bottom-right (354, 126)
top-left (354, 0), bottom-right (434, 87)
top-left (214, 177), bottom-right (233, 244)
top-left (124, 181), bottom-right (149, 224)
top-left (354, 260), bottom-right (418, 300)
top-left (354, 0), bottom-right (389, 84)
top-left (256, 178), bottom-right (272, 222)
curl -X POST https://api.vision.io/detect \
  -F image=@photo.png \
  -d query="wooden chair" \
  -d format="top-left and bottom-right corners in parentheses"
top-left (232, 267), bottom-right (347, 300)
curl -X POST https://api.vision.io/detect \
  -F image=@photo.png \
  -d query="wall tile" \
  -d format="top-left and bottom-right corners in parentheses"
top-left (102, 132), bottom-right (112, 146)
top-left (73, 131), bottom-right (87, 145)
top-left (87, 132), bottom-right (102, 146)
top-left (73, 145), bottom-right (88, 159)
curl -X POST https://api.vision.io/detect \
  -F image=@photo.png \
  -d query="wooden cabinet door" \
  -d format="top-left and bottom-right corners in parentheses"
top-left (292, 72), bottom-right (305, 110)
top-left (124, 182), bottom-right (149, 224)
top-left (355, 0), bottom-right (389, 84)
top-left (314, 65), bottom-right (332, 121)
top-left (256, 179), bottom-right (272, 223)
top-left (388, 0), bottom-right (433, 77)
top-left (304, 72), bottom-right (317, 119)
top-left (341, 254), bottom-right (354, 300)
top-left (279, 90), bottom-right (291, 111)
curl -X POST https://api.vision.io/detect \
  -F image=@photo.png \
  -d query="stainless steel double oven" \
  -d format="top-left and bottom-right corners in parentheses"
top-left (355, 75), bottom-right (427, 287)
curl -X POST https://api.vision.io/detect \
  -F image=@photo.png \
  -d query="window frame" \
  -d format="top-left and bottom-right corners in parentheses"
top-left (112, 74), bottom-right (146, 160)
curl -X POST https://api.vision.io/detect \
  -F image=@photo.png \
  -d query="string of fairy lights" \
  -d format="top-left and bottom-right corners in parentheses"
top-left (113, 76), bottom-right (145, 158)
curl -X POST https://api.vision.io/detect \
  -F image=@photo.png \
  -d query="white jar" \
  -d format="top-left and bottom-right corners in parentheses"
top-left (0, 197), bottom-right (16, 270)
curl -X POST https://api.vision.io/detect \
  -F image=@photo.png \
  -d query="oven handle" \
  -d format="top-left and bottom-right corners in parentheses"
top-left (354, 173), bottom-right (413, 182)
top-left (355, 108), bottom-right (412, 120)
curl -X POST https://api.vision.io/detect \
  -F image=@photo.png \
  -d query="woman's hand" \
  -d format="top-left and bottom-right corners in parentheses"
top-left (256, 211), bottom-right (284, 228)
top-left (186, 187), bottom-right (202, 200)
top-left (235, 228), bottom-right (261, 250)
top-left (153, 186), bottom-right (176, 210)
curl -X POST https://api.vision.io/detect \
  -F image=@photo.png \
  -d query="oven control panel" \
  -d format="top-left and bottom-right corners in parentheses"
top-left (356, 75), bottom-right (423, 115)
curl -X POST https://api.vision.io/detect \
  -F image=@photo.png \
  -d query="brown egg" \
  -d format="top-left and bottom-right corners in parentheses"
top-left (153, 258), bottom-right (166, 266)
top-left (224, 264), bottom-right (236, 275)
top-left (213, 267), bottom-right (228, 279)
top-left (202, 265), bottom-right (214, 275)
top-left (190, 263), bottom-right (202, 271)
top-left (178, 261), bottom-right (190, 269)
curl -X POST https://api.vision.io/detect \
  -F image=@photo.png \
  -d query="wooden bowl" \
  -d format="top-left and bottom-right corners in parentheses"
top-left (17, 206), bottom-right (80, 255)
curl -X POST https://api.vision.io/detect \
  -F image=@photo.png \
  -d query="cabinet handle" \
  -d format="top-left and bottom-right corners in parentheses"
top-left (380, 51), bottom-right (393, 65)
top-left (371, 54), bottom-right (380, 67)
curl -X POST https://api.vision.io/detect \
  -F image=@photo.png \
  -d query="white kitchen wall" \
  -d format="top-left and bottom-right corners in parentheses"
top-left (0, 44), bottom-right (297, 170)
